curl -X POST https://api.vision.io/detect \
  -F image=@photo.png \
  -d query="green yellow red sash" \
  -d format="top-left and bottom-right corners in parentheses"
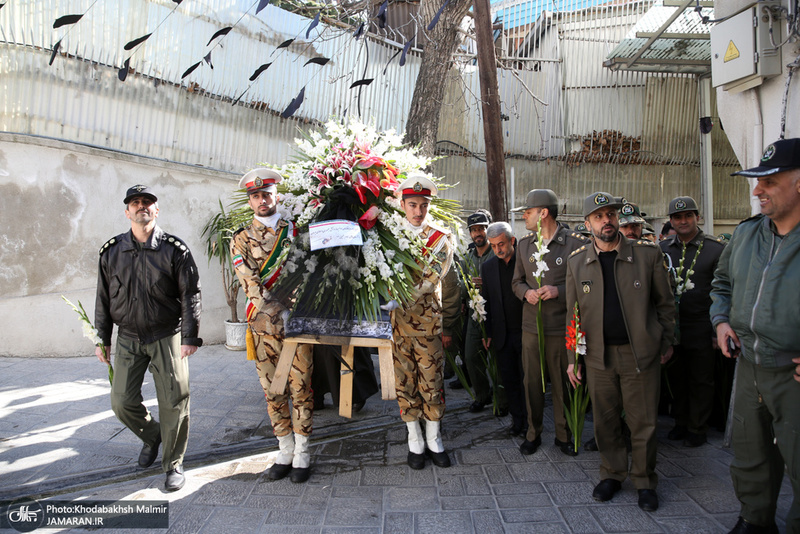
top-left (245, 222), bottom-right (293, 321)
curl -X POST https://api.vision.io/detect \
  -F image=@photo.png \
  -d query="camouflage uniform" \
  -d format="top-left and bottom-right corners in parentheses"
top-left (231, 218), bottom-right (313, 437)
top-left (391, 220), bottom-right (454, 422)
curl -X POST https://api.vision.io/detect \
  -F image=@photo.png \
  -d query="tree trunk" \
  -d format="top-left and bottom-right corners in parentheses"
top-left (472, 0), bottom-right (507, 221)
top-left (404, 0), bottom-right (472, 159)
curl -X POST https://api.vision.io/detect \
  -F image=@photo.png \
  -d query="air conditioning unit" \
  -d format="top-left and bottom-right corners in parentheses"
top-left (710, 2), bottom-right (783, 93)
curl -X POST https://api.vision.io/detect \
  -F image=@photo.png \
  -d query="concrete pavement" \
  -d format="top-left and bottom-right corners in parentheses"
top-left (0, 345), bottom-right (792, 532)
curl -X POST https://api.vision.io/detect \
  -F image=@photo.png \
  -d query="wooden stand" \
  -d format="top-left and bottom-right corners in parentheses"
top-left (268, 334), bottom-right (395, 418)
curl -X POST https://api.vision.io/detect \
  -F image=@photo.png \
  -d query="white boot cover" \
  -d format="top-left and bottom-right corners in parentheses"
top-left (406, 421), bottom-right (425, 454)
top-left (292, 433), bottom-right (310, 469)
top-left (276, 433), bottom-right (295, 465)
top-left (425, 420), bottom-right (444, 453)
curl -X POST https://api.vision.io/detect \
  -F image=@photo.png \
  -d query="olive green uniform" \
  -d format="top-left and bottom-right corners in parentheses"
top-left (512, 225), bottom-right (589, 444)
top-left (565, 235), bottom-right (675, 489)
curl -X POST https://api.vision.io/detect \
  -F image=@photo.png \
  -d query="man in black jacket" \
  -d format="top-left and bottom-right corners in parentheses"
top-left (95, 185), bottom-right (202, 492)
top-left (481, 222), bottom-right (526, 436)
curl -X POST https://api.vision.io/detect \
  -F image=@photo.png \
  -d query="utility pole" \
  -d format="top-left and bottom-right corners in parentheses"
top-left (472, 0), bottom-right (507, 221)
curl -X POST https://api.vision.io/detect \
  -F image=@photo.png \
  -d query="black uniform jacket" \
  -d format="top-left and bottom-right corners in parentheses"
top-left (95, 225), bottom-right (203, 347)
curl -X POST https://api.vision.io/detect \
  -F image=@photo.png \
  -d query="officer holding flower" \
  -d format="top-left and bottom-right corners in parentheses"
top-left (659, 196), bottom-right (725, 448)
top-left (565, 191), bottom-right (674, 512)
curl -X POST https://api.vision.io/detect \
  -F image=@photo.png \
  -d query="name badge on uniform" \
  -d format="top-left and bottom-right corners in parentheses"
top-left (581, 280), bottom-right (592, 293)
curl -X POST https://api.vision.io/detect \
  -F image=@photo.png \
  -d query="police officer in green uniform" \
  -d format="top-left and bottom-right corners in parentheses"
top-left (566, 192), bottom-right (675, 512)
top-left (95, 185), bottom-right (202, 492)
top-left (659, 196), bottom-right (725, 448)
top-left (711, 138), bottom-right (800, 534)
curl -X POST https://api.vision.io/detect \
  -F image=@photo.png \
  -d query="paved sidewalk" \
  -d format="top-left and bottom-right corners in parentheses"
top-left (0, 345), bottom-right (793, 532)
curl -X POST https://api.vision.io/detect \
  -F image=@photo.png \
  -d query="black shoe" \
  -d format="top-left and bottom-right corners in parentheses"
top-left (637, 489), bottom-right (658, 511)
top-left (683, 432), bottom-right (707, 448)
top-left (728, 516), bottom-right (780, 534)
top-left (468, 401), bottom-right (486, 413)
top-left (290, 467), bottom-right (310, 483)
top-left (583, 437), bottom-right (598, 451)
top-left (164, 465), bottom-right (185, 492)
top-left (352, 400), bottom-right (366, 413)
top-left (138, 435), bottom-right (161, 468)
top-left (267, 462), bottom-right (292, 480)
top-left (554, 438), bottom-right (578, 457)
top-left (448, 379), bottom-right (464, 390)
top-left (426, 448), bottom-right (451, 468)
top-left (313, 399), bottom-right (325, 410)
top-left (443, 368), bottom-right (455, 380)
top-left (407, 451), bottom-right (426, 470)
top-left (508, 421), bottom-right (526, 436)
top-left (668, 425), bottom-right (687, 440)
top-left (592, 479), bottom-right (622, 502)
top-left (519, 436), bottom-right (541, 455)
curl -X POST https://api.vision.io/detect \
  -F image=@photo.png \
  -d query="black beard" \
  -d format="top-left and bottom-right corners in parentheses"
top-left (594, 227), bottom-right (618, 243)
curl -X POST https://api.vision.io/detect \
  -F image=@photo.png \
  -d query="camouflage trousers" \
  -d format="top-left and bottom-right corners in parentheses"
top-left (392, 332), bottom-right (445, 422)
top-left (253, 332), bottom-right (314, 437)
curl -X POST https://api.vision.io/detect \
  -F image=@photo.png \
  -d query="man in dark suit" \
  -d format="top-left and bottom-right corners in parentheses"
top-left (480, 222), bottom-right (527, 435)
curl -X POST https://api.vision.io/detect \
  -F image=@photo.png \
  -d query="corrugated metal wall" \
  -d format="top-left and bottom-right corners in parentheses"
top-left (0, 0), bottom-right (747, 220)
top-left (0, 0), bottom-right (422, 173)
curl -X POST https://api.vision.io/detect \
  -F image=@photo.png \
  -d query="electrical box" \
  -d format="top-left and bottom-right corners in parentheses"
top-left (710, 2), bottom-right (783, 93)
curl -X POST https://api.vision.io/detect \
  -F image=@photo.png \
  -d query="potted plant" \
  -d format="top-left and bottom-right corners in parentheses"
top-left (202, 200), bottom-right (251, 350)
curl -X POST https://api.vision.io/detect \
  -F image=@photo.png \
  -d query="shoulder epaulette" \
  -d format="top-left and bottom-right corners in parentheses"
top-left (99, 237), bottom-right (119, 256)
top-left (569, 231), bottom-right (590, 242)
top-left (164, 235), bottom-right (188, 252)
top-left (633, 239), bottom-right (656, 247)
top-left (704, 234), bottom-right (724, 244)
top-left (569, 245), bottom-right (588, 257)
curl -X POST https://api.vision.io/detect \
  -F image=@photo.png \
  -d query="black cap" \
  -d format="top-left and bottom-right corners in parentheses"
top-left (123, 185), bottom-right (158, 204)
top-left (467, 210), bottom-right (492, 228)
top-left (668, 196), bottom-right (699, 216)
top-left (732, 138), bottom-right (800, 177)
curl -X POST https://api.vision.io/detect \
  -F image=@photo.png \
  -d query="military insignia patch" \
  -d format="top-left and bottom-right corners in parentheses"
top-left (254, 177), bottom-right (263, 187)
top-left (675, 199), bottom-right (686, 210)
top-left (594, 193), bottom-right (609, 205)
top-left (529, 253), bottom-right (536, 263)
top-left (621, 204), bottom-right (634, 216)
top-left (232, 254), bottom-right (244, 268)
top-left (583, 285), bottom-right (590, 293)
top-left (762, 144), bottom-right (775, 161)
top-left (132, 185), bottom-right (146, 193)
top-left (413, 181), bottom-right (423, 192)
top-left (581, 280), bottom-right (592, 293)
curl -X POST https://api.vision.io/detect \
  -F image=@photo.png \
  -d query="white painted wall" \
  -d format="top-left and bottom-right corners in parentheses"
top-left (0, 134), bottom-right (241, 356)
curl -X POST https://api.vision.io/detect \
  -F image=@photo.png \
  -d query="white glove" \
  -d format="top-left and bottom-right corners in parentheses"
top-left (380, 300), bottom-right (400, 312)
